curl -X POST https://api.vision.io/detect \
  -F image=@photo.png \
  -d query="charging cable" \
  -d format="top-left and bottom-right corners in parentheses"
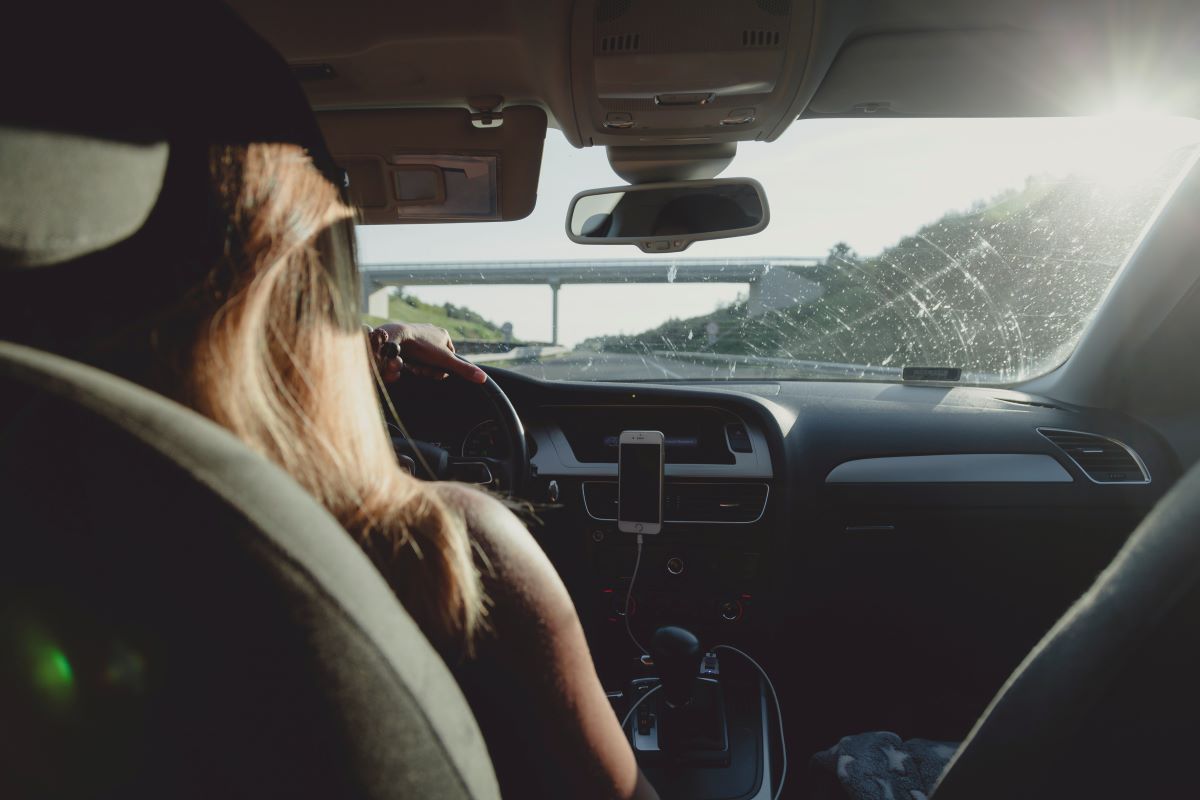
top-left (625, 534), bottom-right (650, 658)
top-left (713, 645), bottom-right (787, 800)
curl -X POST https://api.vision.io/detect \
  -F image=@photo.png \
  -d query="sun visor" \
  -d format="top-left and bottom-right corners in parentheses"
top-left (318, 107), bottom-right (547, 224)
top-left (807, 31), bottom-right (1062, 117)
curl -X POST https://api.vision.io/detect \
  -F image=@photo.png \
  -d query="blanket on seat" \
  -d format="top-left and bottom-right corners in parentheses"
top-left (811, 731), bottom-right (959, 800)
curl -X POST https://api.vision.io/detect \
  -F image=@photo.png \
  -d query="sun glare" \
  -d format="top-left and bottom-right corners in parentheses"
top-left (1070, 110), bottom-right (1193, 190)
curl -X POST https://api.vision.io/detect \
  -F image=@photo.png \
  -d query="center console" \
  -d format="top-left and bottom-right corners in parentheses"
top-left (612, 626), bottom-right (781, 800)
top-left (524, 401), bottom-right (783, 798)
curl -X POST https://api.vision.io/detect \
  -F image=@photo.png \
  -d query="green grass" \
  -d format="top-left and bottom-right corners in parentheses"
top-left (363, 293), bottom-right (506, 341)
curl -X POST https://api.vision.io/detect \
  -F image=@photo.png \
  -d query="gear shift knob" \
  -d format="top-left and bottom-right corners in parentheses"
top-left (652, 626), bottom-right (702, 707)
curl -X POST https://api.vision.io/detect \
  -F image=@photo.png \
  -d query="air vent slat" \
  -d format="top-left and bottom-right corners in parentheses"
top-left (1038, 428), bottom-right (1149, 484)
top-left (741, 29), bottom-right (782, 48)
top-left (599, 32), bottom-right (640, 53)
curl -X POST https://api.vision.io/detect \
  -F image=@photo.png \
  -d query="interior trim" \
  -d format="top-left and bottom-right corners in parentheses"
top-left (528, 405), bottom-right (774, 478)
top-left (825, 454), bottom-right (1073, 484)
top-left (581, 481), bottom-right (770, 525)
top-left (749, 678), bottom-right (773, 800)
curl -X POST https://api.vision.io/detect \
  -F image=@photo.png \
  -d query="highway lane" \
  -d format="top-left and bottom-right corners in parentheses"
top-left (481, 350), bottom-right (797, 382)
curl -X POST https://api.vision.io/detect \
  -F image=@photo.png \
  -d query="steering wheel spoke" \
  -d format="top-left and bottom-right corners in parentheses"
top-left (447, 456), bottom-right (506, 488)
top-left (387, 362), bottom-right (528, 498)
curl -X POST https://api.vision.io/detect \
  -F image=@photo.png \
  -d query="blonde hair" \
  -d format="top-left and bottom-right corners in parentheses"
top-left (187, 142), bottom-right (483, 651)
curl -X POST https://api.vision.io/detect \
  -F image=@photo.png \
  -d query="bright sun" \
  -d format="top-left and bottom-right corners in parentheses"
top-left (1069, 108), bottom-right (1190, 190)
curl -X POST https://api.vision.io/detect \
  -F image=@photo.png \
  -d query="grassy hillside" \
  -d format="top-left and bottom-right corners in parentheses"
top-left (583, 148), bottom-right (1193, 380)
top-left (363, 291), bottom-right (507, 341)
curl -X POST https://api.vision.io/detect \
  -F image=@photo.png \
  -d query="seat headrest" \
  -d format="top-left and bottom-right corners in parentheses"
top-left (1, 1), bottom-right (341, 269)
top-left (0, 127), bottom-right (169, 269)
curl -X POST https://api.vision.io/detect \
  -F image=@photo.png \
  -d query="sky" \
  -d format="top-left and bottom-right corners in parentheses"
top-left (356, 116), bottom-right (1199, 346)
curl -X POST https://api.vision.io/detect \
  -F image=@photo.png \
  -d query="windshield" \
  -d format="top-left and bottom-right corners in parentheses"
top-left (358, 117), bottom-right (1200, 383)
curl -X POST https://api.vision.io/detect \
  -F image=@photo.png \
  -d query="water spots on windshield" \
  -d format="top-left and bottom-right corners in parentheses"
top-left (564, 149), bottom-right (1193, 383)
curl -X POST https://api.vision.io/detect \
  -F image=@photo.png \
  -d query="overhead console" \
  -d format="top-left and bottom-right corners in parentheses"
top-left (569, 0), bottom-right (816, 150)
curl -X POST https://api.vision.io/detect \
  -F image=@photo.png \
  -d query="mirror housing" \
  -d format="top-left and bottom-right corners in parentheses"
top-left (565, 178), bottom-right (769, 253)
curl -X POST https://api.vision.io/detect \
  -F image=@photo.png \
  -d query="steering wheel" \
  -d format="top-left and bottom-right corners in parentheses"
top-left (387, 361), bottom-right (528, 499)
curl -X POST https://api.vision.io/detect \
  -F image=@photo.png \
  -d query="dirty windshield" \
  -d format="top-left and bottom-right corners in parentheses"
top-left (357, 117), bottom-right (1200, 383)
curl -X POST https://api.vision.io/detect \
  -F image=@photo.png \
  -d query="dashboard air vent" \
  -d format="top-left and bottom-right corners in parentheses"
top-left (583, 482), bottom-right (769, 524)
top-left (1038, 428), bottom-right (1149, 484)
top-left (600, 33), bottom-right (641, 52)
top-left (670, 482), bottom-right (769, 522)
top-left (742, 29), bottom-right (781, 47)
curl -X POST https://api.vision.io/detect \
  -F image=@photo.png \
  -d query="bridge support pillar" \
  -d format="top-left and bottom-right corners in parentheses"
top-left (361, 277), bottom-right (392, 320)
top-left (549, 279), bottom-right (562, 345)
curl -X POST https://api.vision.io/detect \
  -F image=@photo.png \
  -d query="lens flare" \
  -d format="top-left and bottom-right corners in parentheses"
top-left (32, 642), bottom-right (76, 702)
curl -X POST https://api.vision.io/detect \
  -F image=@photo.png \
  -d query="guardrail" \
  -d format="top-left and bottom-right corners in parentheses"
top-left (466, 345), bottom-right (570, 363)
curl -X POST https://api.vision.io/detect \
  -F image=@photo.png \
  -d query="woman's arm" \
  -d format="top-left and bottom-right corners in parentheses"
top-left (434, 483), bottom-right (658, 800)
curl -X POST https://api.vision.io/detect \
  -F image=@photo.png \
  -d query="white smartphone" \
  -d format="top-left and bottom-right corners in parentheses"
top-left (618, 430), bottom-right (665, 535)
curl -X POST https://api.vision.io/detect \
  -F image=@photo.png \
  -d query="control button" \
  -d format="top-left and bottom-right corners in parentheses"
top-left (666, 556), bottom-right (685, 576)
top-left (604, 112), bottom-right (635, 129)
top-left (634, 523), bottom-right (643, 533)
top-left (637, 706), bottom-right (653, 735)
top-left (718, 599), bottom-right (743, 622)
top-left (547, 480), bottom-right (560, 503)
top-left (591, 529), bottom-right (605, 543)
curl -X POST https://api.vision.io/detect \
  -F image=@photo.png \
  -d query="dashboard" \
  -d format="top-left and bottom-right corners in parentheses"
top-left (388, 369), bottom-right (1180, 693)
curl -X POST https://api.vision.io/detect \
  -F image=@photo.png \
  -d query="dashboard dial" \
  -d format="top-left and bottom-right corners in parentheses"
top-left (462, 419), bottom-right (508, 459)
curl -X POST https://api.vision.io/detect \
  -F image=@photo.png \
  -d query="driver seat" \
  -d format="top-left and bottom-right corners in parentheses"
top-left (0, 341), bottom-right (500, 800)
top-left (0, 4), bottom-right (500, 798)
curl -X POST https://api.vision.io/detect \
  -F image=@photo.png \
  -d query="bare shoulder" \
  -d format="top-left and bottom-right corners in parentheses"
top-left (431, 481), bottom-right (518, 526)
top-left (430, 483), bottom-right (570, 610)
top-left (429, 483), bottom-right (539, 558)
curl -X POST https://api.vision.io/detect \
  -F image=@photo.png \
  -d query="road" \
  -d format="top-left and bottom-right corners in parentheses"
top-left (478, 350), bottom-right (808, 382)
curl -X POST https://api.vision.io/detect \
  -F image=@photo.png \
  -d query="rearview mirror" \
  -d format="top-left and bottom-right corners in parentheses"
top-left (566, 178), bottom-right (769, 253)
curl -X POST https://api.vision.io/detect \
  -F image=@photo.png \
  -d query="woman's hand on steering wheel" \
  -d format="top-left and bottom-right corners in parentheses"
top-left (368, 322), bottom-right (488, 385)
top-left (369, 322), bottom-right (527, 496)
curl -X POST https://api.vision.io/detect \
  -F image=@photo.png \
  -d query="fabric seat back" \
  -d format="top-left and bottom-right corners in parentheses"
top-left (0, 341), bottom-right (500, 800)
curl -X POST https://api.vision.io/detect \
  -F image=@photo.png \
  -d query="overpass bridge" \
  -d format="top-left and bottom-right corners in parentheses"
top-left (360, 257), bottom-right (824, 344)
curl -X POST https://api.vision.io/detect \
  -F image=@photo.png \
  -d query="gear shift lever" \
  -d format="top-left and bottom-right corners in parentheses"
top-left (651, 625), bottom-right (702, 707)
top-left (637, 625), bottom-right (729, 763)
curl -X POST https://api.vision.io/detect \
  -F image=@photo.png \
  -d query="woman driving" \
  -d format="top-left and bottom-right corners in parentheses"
top-left (0, 3), bottom-right (655, 799)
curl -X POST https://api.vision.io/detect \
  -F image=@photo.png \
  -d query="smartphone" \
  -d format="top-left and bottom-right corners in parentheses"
top-left (618, 430), bottom-right (665, 535)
